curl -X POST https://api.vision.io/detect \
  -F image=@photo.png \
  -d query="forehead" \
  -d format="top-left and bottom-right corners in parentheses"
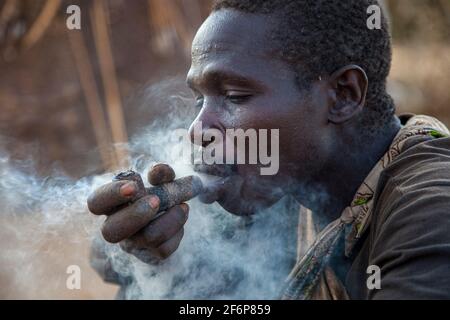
top-left (191, 9), bottom-right (272, 57)
top-left (189, 9), bottom-right (290, 82)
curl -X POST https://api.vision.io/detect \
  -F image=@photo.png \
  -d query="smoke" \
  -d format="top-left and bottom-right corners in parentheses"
top-left (0, 76), bottom-right (299, 299)
top-left (0, 148), bottom-right (112, 298)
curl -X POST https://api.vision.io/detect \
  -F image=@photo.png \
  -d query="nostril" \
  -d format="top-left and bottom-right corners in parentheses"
top-left (189, 120), bottom-right (215, 148)
top-left (188, 111), bottom-right (225, 148)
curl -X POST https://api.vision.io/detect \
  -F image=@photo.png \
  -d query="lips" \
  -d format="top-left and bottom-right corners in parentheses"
top-left (193, 163), bottom-right (282, 216)
top-left (193, 164), bottom-right (237, 204)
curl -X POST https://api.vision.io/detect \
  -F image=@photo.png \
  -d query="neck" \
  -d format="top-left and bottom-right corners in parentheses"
top-left (293, 116), bottom-right (401, 227)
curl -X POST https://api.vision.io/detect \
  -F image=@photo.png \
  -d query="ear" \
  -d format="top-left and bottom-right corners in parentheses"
top-left (327, 65), bottom-right (368, 124)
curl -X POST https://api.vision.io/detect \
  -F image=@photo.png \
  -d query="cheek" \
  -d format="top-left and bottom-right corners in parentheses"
top-left (218, 92), bottom-right (322, 171)
top-left (265, 104), bottom-right (321, 173)
top-left (279, 106), bottom-right (331, 178)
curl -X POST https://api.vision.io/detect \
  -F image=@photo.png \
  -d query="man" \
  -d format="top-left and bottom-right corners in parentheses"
top-left (87, 0), bottom-right (450, 299)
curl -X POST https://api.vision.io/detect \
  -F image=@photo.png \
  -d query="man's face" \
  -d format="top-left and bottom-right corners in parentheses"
top-left (187, 9), bottom-right (331, 215)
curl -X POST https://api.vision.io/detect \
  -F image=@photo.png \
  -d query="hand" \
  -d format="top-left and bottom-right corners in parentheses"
top-left (87, 163), bottom-right (188, 264)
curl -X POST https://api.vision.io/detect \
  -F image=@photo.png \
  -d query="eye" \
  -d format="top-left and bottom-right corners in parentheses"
top-left (195, 96), bottom-right (204, 108)
top-left (225, 91), bottom-right (253, 104)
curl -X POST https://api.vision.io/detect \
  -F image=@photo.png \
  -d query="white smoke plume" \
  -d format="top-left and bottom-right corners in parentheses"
top-left (0, 77), bottom-right (299, 299)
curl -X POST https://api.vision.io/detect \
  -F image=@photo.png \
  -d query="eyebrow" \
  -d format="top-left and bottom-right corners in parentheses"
top-left (186, 69), bottom-right (266, 91)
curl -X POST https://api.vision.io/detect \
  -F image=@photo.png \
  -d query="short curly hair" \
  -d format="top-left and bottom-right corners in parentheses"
top-left (212, 0), bottom-right (395, 131)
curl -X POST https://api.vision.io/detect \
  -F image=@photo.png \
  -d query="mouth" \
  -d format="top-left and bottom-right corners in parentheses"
top-left (193, 164), bottom-right (238, 204)
top-left (193, 163), bottom-right (282, 215)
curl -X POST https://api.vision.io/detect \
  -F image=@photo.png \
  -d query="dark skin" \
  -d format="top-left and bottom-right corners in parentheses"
top-left (87, 163), bottom-right (188, 263)
top-left (87, 9), bottom-right (401, 268)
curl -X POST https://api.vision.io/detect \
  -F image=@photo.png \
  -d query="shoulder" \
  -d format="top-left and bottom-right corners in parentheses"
top-left (373, 135), bottom-right (450, 235)
top-left (366, 136), bottom-right (450, 299)
top-left (386, 135), bottom-right (450, 187)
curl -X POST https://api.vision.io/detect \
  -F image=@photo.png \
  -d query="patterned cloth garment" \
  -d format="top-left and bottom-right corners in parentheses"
top-left (281, 115), bottom-right (450, 300)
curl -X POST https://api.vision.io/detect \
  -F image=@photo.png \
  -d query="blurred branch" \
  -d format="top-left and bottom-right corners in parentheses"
top-left (91, 0), bottom-right (129, 168)
top-left (147, 0), bottom-right (195, 55)
top-left (437, 0), bottom-right (450, 35)
top-left (0, 0), bottom-right (20, 29)
top-left (21, 0), bottom-right (60, 50)
top-left (0, 0), bottom-right (23, 60)
top-left (67, 29), bottom-right (117, 171)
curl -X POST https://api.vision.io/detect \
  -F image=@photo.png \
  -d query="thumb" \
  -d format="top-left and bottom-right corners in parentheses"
top-left (147, 163), bottom-right (176, 185)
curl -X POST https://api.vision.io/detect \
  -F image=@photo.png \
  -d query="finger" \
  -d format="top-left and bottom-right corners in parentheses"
top-left (134, 249), bottom-right (163, 264)
top-left (87, 180), bottom-right (138, 215)
top-left (128, 203), bottom-right (189, 248)
top-left (120, 226), bottom-right (185, 263)
top-left (154, 227), bottom-right (185, 260)
top-left (119, 243), bottom-right (161, 265)
top-left (101, 195), bottom-right (160, 243)
top-left (148, 163), bottom-right (175, 185)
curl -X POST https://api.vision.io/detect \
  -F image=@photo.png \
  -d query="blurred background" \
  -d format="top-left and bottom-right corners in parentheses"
top-left (0, 0), bottom-right (449, 299)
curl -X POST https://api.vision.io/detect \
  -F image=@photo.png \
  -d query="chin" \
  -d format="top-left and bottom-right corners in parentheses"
top-left (194, 163), bottom-right (284, 215)
top-left (217, 196), bottom-right (260, 216)
top-left (201, 172), bottom-right (283, 216)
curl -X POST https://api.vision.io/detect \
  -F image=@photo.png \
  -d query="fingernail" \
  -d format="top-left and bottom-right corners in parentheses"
top-left (120, 182), bottom-right (136, 197)
top-left (149, 195), bottom-right (160, 209)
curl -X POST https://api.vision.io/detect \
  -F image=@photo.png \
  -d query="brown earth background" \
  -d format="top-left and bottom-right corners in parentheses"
top-left (0, 0), bottom-right (449, 299)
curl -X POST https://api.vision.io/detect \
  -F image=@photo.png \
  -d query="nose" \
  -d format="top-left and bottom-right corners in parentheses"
top-left (188, 103), bottom-right (224, 148)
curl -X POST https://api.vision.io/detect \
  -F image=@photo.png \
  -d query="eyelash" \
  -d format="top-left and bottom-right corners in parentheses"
top-left (194, 92), bottom-right (253, 108)
top-left (195, 96), bottom-right (204, 108)
top-left (225, 93), bottom-right (253, 104)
